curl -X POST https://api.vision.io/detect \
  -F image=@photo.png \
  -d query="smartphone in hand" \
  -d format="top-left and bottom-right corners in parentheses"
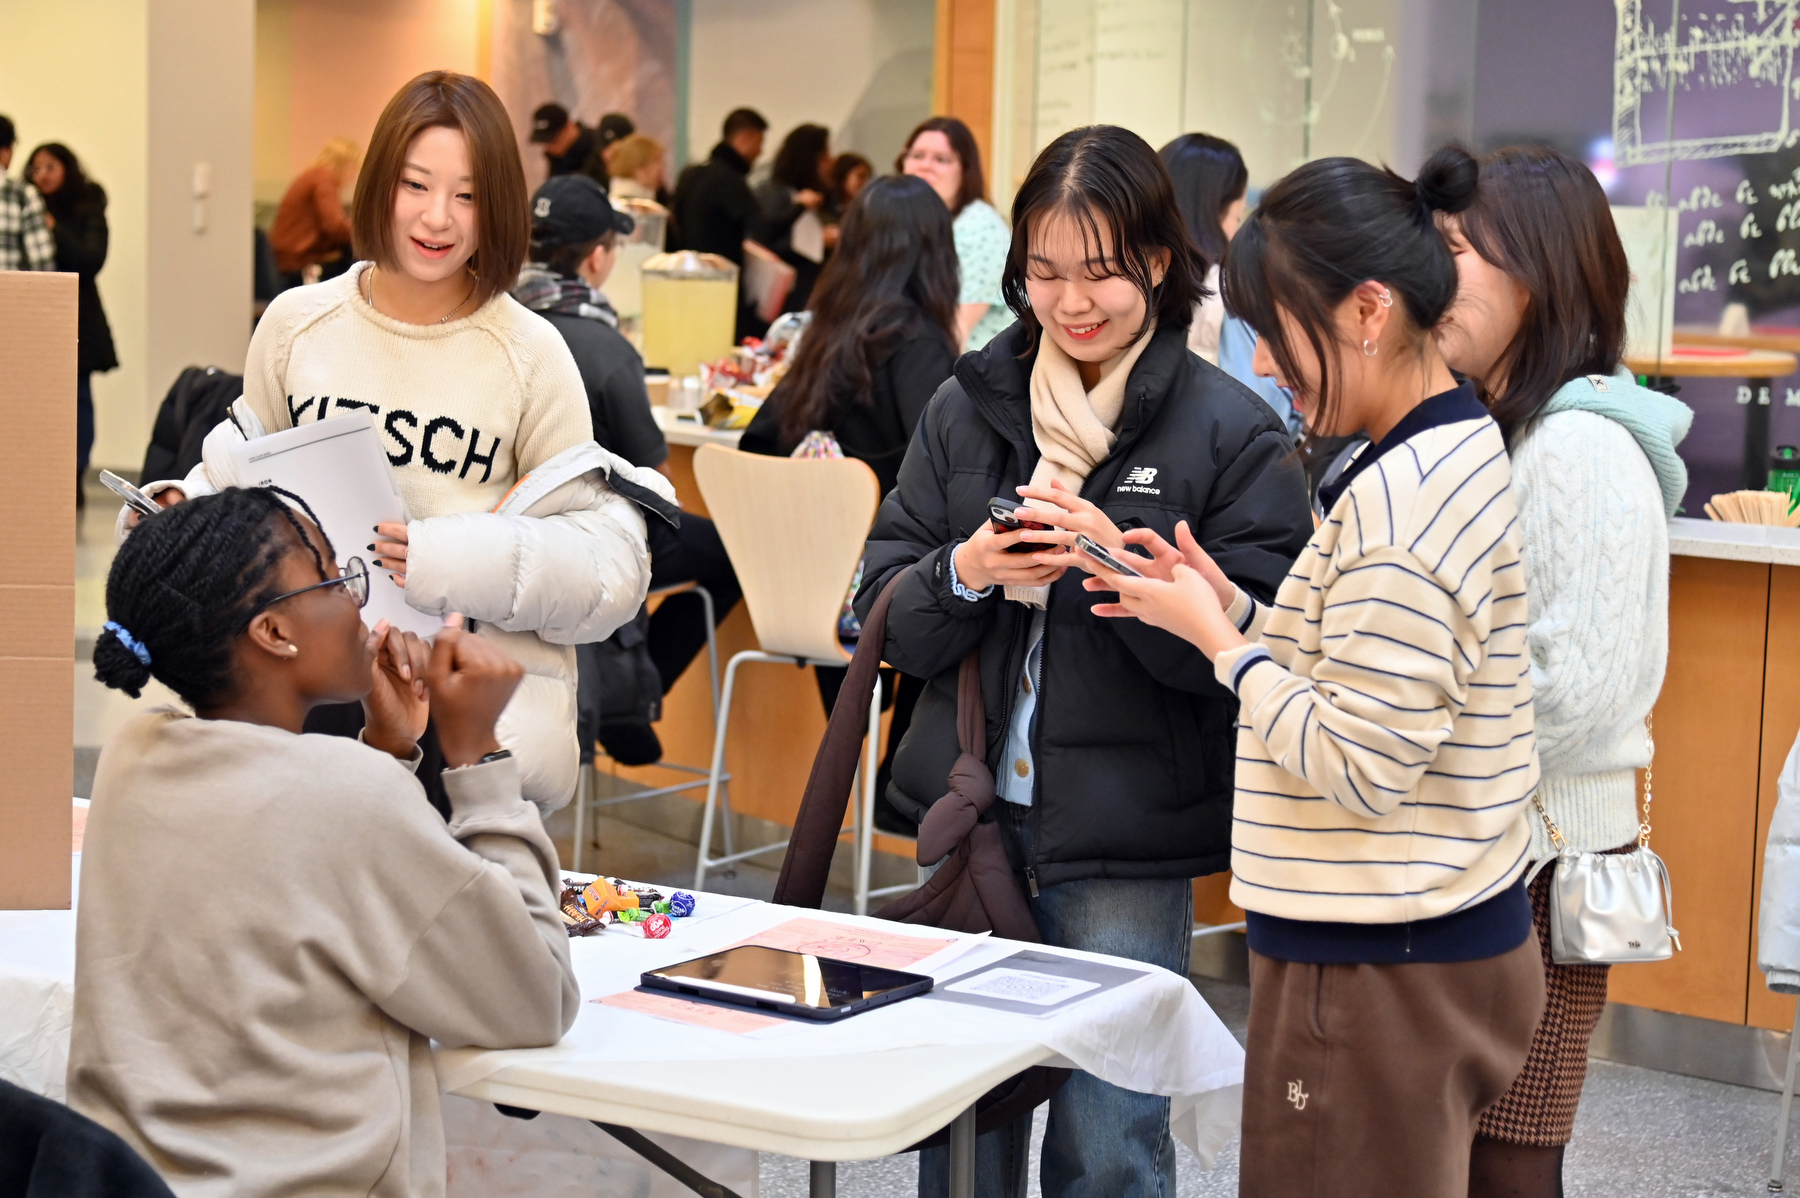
top-left (100, 470), bottom-right (162, 518)
top-left (989, 496), bottom-right (1054, 554)
top-left (1075, 533), bottom-right (1146, 578)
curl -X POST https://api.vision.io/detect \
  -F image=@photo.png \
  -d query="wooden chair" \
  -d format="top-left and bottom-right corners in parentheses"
top-left (691, 444), bottom-right (896, 913)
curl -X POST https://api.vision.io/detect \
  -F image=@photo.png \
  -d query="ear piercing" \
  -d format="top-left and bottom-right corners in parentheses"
top-left (1363, 339), bottom-right (1379, 357)
top-left (1378, 289), bottom-right (1394, 308)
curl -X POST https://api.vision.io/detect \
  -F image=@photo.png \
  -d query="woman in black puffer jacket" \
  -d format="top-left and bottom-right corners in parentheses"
top-left (860, 126), bottom-right (1310, 1198)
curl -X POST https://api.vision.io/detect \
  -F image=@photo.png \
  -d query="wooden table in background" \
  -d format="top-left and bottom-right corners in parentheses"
top-left (1606, 521), bottom-right (1800, 1033)
top-left (1629, 340), bottom-right (1799, 490)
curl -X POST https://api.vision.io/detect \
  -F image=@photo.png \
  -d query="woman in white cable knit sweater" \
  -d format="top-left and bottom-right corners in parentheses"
top-left (1436, 145), bottom-right (1693, 1197)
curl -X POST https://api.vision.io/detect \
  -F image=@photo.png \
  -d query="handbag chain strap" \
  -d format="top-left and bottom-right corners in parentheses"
top-left (1533, 712), bottom-right (1655, 855)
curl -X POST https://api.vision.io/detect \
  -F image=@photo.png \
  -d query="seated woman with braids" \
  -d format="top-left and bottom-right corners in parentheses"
top-left (68, 486), bottom-right (580, 1198)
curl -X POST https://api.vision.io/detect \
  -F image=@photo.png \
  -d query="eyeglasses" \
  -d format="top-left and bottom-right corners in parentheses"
top-left (258, 556), bottom-right (370, 612)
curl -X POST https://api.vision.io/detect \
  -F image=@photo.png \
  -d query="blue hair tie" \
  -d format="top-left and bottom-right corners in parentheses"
top-left (104, 621), bottom-right (152, 666)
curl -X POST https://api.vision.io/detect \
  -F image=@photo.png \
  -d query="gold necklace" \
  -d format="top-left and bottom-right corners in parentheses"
top-left (364, 266), bottom-right (476, 324)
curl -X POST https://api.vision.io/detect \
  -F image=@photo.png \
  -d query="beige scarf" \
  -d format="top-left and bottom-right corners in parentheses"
top-left (1007, 327), bottom-right (1154, 606)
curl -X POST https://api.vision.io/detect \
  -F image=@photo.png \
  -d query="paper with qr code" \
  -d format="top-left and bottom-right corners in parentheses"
top-left (928, 949), bottom-right (1150, 1017)
top-left (944, 967), bottom-right (1100, 1006)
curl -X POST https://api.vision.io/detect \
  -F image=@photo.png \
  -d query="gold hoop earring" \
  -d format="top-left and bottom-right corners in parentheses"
top-left (1362, 339), bottom-right (1379, 357)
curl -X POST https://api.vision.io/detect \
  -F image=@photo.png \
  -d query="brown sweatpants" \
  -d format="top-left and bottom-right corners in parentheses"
top-left (1237, 937), bottom-right (1545, 1198)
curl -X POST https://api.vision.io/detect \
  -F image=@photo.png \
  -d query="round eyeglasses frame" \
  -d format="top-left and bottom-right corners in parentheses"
top-left (256, 555), bottom-right (371, 613)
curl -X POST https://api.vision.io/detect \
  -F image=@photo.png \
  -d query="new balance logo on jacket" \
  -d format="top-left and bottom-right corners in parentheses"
top-left (1117, 465), bottom-right (1161, 494)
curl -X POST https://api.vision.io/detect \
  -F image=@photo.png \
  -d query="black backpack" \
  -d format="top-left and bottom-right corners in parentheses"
top-left (139, 366), bottom-right (243, 484)
top-left (575, 603), bottom-right (662, 765)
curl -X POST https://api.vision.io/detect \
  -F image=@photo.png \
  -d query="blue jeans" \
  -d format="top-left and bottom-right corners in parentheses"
top-left (919, 802), bottom-right (1193, 1198)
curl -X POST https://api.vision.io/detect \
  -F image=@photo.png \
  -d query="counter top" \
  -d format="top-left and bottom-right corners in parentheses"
top-left (1670, 516), bottom-right (1800, 565)
top-left (653, 404), bottom-right (744, 450)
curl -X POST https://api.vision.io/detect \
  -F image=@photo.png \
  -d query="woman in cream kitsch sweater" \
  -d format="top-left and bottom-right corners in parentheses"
top-left (139, 72), bottom-right (670, 813)
top-left (1436, 144), bottom-right (1692, 1197)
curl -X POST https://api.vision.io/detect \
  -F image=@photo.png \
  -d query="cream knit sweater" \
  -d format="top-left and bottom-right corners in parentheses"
top-left (1510, 407), bottom-right (1669, 857)
top-left (1214, 394), bottom-right (1536, 925)
top-left (242, 262), bottom-right (594, 516)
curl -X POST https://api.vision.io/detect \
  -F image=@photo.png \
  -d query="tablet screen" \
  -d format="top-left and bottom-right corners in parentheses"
top-left (645, 945), bottom-right (929, 1011)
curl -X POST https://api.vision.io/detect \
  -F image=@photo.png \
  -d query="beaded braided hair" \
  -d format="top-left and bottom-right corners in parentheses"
top-left (93, 487), bottom-right (333, 707)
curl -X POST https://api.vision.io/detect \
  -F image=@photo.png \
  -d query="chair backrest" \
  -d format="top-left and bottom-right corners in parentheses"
top-left (692, 445), bottom-right (880, 664)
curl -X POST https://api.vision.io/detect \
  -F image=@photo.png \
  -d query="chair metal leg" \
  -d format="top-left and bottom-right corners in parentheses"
top-left (694, 651), bottom-right (794, 890)
top-left (694, 585), bottom-right (736, 866)
top-left (695, 651), bottom-right (746, 891)
top-left (1772, 1003), bottom-right (1800, 1191)
top-left (855, 672), bottom-right (882, 917)
top-left (571, 759), bottom-right (591, 875)
top-left (809, 1160), bottom-right (836, 1198)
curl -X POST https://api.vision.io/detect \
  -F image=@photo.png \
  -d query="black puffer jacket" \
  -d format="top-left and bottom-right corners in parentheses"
top-left (858, 322), bottom-right (1311, 886)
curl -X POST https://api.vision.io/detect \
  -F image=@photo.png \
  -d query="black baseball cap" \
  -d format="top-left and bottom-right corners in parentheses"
top-left (596, 113), bottom-right (635, 148)
top-left (530, 103), bottom-right (571, 144)
top-left (531, 175), bottom-right (635, 247)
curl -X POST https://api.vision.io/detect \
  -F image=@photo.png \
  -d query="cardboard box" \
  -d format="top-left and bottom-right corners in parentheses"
top-left (0, 271), bottom-right (76, 909)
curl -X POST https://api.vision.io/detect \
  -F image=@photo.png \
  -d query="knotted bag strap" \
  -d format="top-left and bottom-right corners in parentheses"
top-left (772, 565), bottom-right (912, 909)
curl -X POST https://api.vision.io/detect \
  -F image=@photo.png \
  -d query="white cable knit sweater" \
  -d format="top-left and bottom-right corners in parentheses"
top-left (1511, 408), bottom-right (1668, 858)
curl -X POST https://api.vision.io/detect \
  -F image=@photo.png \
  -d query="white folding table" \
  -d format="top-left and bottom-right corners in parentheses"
top-left (451, 1042), bottom-right (1046, 1197)
top-left (439, 888), bottom-right (1247, 1198)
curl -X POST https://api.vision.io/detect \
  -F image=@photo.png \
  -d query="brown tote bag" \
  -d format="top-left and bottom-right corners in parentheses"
top-left (771, 566), bottom-right (1069, 1147)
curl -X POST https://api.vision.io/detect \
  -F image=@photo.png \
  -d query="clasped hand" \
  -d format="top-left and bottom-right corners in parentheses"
top-left (361, 614), bottom-right (524, 766)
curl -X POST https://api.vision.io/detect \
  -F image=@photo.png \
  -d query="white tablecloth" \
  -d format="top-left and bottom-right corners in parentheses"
top-left (441, 890), bottom-right (1246, 1166)
top-left (0, 852), bottom-right (1244, 1184)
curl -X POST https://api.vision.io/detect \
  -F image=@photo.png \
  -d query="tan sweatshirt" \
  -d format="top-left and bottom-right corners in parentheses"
top-left (67, 710), bottom-right (580, 1198)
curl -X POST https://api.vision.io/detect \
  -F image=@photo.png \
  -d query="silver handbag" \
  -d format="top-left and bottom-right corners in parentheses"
top-left (1523, 718), bottom-right (1682, 965)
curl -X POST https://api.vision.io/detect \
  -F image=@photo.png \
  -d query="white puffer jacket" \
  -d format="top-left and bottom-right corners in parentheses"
top-left (120, 403), bottom-right (675, 813)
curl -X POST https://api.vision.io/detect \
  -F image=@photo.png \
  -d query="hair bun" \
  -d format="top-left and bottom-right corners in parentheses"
top-left (1415, 145), bottom-right (1479, 217)
top-left (93, 625), bottom-right (152, 699)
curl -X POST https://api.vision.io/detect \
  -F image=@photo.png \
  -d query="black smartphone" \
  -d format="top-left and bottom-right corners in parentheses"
top-left (989, 496), bottom-right (1053, 555)
top-left (1075, 534), bottom-right (1146, 578)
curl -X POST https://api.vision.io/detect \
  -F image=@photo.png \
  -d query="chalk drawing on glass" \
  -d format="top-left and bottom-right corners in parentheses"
top-left (1614, 0), bottom-right (1800, 166)
top-left (1237, 0), bottom-right (1393, 161)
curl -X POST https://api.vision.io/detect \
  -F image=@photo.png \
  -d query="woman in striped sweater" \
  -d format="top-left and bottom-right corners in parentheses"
top-left (1080, 151), bottom-right (1545, 1195)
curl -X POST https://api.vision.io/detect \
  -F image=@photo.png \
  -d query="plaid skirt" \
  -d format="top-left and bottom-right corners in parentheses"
top-left (1475, 856), bottom-right (1624, 1146)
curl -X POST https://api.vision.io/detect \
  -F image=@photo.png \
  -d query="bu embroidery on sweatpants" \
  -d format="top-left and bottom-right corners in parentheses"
top-left (288, 395), bottom-right (504, 482)
top-left (1286, 1079), bottom-right (1309, 1111)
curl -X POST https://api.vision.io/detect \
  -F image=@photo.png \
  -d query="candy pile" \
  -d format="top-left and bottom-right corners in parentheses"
top-left (696, 312), bottom-right (810, 429)
top-left (559, 877), bottom-right (697, 940)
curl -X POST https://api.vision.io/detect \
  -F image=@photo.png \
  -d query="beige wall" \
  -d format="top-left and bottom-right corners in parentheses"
top-left (0, 0), bottom-right (149, 472)
top-left (256, 0), bottom-right (482, 207)
top-left (688, 0), bottom-right (934, 172)
top-left (147, 0), bottom-right (255, 433)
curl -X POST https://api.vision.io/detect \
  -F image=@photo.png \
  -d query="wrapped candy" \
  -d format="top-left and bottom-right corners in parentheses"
top-left (558, 882), bottom-right (612, 937)
top-left (642, 913), bottom-right (672, 939)
top-left (669, 891), bottom-right (696, 919)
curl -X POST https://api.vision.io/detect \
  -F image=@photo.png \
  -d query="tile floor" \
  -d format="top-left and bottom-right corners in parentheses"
top-left (76, 478), bottom-right (1790, 1196)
